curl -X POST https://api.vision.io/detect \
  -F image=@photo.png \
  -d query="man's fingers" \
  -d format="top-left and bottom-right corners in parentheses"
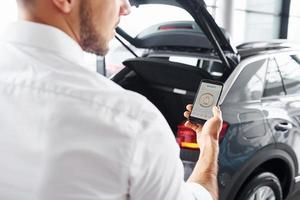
top-left (184, 111), bottom-right (190, 118)
top-left (186, 104), bottom-right (193, 112)
top-left (185, 121), bottom-right (203, 132)
top-left (212, 106), bottom-right (222, 120)
top-left (185, 121), bottom-right (197, 130)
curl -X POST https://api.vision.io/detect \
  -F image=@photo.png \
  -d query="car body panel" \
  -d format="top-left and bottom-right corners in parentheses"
top-left (220, 144), bottom-right (296, 200)
top-left (262, 94), bottom-right (300, 176)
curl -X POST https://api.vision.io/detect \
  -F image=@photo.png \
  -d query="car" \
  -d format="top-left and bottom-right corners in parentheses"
top-left (107, 0), bottom-right (300, 199)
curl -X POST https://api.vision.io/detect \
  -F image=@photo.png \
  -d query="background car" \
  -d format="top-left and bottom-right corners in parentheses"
top-left (108, 0), bottom-right (300, 199)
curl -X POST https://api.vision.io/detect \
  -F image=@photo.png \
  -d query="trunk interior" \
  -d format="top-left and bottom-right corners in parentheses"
top-left (112, 57), bottom-right (224, 134)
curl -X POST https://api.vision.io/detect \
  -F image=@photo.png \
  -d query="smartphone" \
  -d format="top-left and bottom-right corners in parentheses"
top-left (189, 79), bottom-right (223, 124)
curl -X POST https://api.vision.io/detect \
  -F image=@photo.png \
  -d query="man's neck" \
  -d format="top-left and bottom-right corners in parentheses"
top-left (18, 10), bottom-right (80, 45)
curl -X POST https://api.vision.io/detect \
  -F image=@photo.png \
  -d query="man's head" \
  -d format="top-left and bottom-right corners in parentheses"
top-left (16, 0), bottom-right (131, 56)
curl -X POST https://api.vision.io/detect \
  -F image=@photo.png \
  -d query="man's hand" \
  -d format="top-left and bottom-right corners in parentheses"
top-left (183, 104), bottom-right (223, 200)
top-left (183, 104), bottom-right (223, 145)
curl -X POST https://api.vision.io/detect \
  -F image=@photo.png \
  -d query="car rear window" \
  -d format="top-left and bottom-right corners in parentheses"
top-left (169, 56), bottom-right (224, 78)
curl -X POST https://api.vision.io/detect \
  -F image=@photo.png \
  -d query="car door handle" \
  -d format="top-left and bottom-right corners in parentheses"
top-left (274, 122), bottom-right (292, 132)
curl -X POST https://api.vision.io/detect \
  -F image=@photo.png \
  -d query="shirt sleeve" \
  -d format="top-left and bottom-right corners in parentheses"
top-left (128, 102), bottom-right (213, 200)
top-left (185, 182), bottom-right (213, 200)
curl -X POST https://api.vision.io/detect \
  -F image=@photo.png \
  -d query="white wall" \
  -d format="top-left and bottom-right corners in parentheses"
top-left (212, 0), bottom-right (283, 45)
top-left (288, 0), bottom-right (300, 44)
top-left (0, 1), bottom-right (296, 47)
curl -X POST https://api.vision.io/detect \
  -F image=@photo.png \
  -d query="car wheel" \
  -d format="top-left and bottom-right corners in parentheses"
top-left (236, 172), bottom-right (282, 200)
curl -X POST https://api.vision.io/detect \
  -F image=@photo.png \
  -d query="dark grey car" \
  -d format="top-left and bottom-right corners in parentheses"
top-left (216, 47), bottom-right (300, 200)
top-left (109, 0), bottom-right (300, 199)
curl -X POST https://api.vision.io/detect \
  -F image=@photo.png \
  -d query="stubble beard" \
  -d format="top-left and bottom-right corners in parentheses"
top-left (79, 2), bottom-right (109, 56)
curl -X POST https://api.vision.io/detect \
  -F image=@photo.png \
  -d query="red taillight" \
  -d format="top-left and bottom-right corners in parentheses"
top-left (176, 123), bottom-right (199, 149)
top-left (176, 121), bottom-right (229, 149)
top-left (219, 122), bottom-right (229, 142)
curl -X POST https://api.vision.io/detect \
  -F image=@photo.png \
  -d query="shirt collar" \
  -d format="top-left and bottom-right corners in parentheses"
top-left (0, 20), bottom-right (85, 65)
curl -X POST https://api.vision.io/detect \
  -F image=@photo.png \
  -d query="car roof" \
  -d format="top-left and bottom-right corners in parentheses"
top-left (237, 40), bottom-right (300, 59)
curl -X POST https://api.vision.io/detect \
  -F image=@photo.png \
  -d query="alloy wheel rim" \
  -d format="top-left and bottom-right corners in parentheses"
top-left (248, 186), bottom-right (276, 200)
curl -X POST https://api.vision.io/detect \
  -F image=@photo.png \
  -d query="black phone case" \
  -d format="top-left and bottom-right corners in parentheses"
top-left (189, 79), bottom-right (223, 124)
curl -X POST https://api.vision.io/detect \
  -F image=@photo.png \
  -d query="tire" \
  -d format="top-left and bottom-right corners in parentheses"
top-left (235, 172), bottom-right (282, 200)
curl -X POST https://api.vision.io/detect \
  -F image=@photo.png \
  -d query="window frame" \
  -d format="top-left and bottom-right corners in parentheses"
top-left (275, 54), bottom-right (300, 96)
top-left (262, 57), bottom-right (286, 99)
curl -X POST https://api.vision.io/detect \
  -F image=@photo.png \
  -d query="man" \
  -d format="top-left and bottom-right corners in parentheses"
top-left (0, 0), bottom-right (222, 199)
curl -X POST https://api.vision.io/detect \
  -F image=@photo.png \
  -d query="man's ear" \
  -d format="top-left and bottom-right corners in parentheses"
top-left (51, 0), bottom-right (75, 13)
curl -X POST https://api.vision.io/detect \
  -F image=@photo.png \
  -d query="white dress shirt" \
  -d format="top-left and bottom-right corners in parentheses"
top-left (0, 21), bottom-right (212, 200)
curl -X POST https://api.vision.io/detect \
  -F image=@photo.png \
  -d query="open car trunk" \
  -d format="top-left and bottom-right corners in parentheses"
top-left (112, 0), bottom-right (240, 134)
top-left (112, 57), bottom-right (218, 133)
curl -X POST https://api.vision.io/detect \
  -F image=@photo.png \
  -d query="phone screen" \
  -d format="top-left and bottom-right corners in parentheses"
top-left (190, 81), bottom-right (223, 121)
